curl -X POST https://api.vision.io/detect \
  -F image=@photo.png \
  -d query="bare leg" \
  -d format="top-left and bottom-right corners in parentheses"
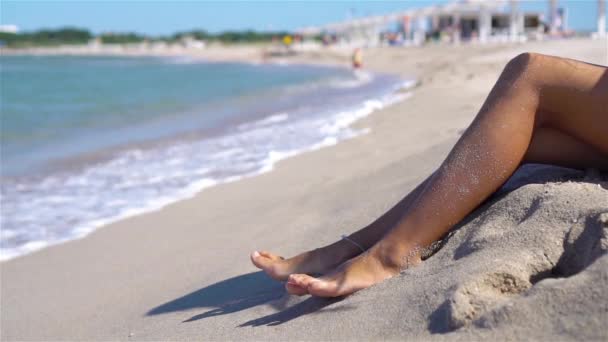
top-left (524, 126), bottom-right (608, 170)
top-left (252, 126), bottom-right (608, 285)
top-left (288, 53), bottom-right (608, 297)
top-left (251, 174), bottom-right (433, 282)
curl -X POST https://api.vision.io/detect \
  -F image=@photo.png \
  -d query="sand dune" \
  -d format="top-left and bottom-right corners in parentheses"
top-left (222, 166), bottom-right (608, 341)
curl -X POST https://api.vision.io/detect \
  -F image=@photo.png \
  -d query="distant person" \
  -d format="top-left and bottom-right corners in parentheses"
top-left (352, 48), bottom-right (363, 69)
top-left (251, 53), bottom-right (608, 297)
top-left (282, 35), bottom-right (293, 47)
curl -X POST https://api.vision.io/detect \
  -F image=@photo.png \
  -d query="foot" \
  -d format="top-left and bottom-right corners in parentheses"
top-left (286, 241), bottom-right (422, 297)
top-left (250, 240), bottom-right (363, 282)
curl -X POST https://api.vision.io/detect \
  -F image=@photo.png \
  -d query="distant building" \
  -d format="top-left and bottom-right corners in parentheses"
top-left (298, 0), bottom-right (604, 47)
top-left (0, 25), bottom-right (19, 33)
top-left (180, 35), bottom-right (206, 49)
top-left (596, 0), bottom-right (606, 38)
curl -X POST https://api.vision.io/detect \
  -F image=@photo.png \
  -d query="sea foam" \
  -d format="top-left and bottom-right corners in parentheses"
top-left (0, 71), bottom-right (415, 261)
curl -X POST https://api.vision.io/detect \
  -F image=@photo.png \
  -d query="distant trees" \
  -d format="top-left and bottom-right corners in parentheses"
top-left (169, 29), bottom-right (290, 43)
top-left (170, 30), bottom-right (212, 42)
top-left (0, 27), bottom-right (293, 47)
top-left (99, 32), bottom-right (145, 44)
top-left (215, 30), bottom-right (290, 43)
top-left (0, 27), bottom-right (92, 47)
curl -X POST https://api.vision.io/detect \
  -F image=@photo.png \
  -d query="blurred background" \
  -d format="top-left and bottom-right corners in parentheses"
top-left (1, 0), bottom-right (606, 42)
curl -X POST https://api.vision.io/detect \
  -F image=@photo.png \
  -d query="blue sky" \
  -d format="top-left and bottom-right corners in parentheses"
top-left (1, 1), bottom-right (605, 35)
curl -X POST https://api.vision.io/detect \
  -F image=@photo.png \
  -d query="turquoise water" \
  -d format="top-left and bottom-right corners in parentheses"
top-left (2, 56), bottom-right (350, 175)
top-left (0, 55), bottom-right (411, 260)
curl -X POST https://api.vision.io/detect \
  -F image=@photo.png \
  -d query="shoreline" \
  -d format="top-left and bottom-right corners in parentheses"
top-left (0, 55), bottom-right (415, 262)
top-left (0, 43), bottom-right (337, 68)
top-left (2, 38), bottom-right (606, 340)
top-left (0, 41), bottom-right (416, 75)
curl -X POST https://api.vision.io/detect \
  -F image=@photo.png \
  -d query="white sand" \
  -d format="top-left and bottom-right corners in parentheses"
top-left (1, 38), bottom-right (606, 341)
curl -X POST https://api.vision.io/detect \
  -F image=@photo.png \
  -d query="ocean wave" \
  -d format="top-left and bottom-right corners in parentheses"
top-left (277, 69), bottom-right (374, 96)
top-left (162, 56), bottom-right (203, 65)
top-left (0, 76), bottom-right (414, 261)
top-left (329, 70), bottom-right (374, 89)
top-left (238, 112), bottom-right (289, 131)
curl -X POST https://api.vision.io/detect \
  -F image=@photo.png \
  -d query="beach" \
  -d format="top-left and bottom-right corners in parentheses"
top-left (1, 38), bottom-right (607, 340)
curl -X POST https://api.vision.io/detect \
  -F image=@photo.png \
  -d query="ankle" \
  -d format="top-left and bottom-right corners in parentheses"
top-left (314, 240), bottom-right (361, 265)
top-left (374, 240), bottom-right (422, 271)
top-left (334, 238), bottom-right (367, 260)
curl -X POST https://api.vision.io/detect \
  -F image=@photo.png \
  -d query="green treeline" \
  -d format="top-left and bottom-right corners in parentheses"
top-left (99, 33), bottom-right (146, 44)
top-left (172, 30), bottom-right (290, 43)
top-left (0, 27), bottom-right (293, 47)
top-left (0, 27), bottom-right (92, 47)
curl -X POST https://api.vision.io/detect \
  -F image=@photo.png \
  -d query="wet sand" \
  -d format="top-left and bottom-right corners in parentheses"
top-left (1, 38), bottom-right (607, 340)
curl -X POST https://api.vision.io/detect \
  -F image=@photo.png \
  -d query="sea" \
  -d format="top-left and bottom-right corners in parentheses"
top-left (0, 55), bottom-right (415, 261)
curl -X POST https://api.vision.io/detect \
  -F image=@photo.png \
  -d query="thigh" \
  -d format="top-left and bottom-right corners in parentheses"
top-left (530, 55), bottom-right (608, 154)
top-left (525, 125), bottom-right (608, 171)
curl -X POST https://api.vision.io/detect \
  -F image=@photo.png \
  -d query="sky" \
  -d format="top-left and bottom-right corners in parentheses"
top-left (1, 1), bottom-right (605, 35)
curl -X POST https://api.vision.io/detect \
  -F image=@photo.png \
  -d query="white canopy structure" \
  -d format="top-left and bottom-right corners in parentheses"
top-left (598, 0), bottom-right (606, 38)
top-left (297, 0), bottom-right (605, 45)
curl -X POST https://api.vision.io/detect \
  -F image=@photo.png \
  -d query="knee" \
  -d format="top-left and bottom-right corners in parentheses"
top-left (508, 52), bottom-right (540, 65)
top-left (502, 52), bottom-right (546, 80)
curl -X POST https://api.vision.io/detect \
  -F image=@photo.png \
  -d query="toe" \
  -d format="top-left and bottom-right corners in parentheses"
top-left (250, 251), bottom-right (263, 268)
top-left (287, 273), bottom-right (318, 290)
top-left (251, 251), bottom-right (290, 281)
top-left (307, 278), bottom-right (341, 297)
top-left (258, 251), bottom-right (285, 261)
top-left (250, 251), bottom-right (275, 270)
top-left (285, 281), bottom-right (308, 296)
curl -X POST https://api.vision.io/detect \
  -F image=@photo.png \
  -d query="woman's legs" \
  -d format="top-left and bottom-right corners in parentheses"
top-left (287, 53), bottom-right (608, 297)
top-left (250, 174), bottom-right (433, 281)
